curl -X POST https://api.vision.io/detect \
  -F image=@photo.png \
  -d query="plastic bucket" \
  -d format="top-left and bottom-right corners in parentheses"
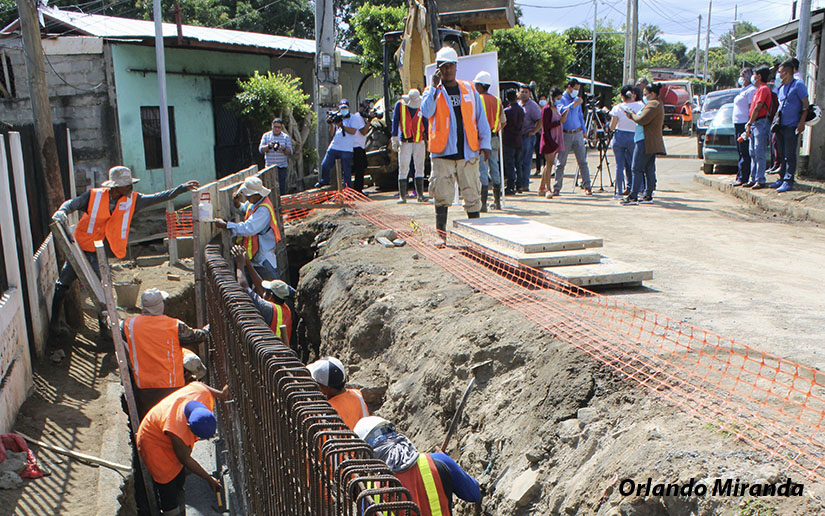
top-left (114, 281), bottom-right (141, 308)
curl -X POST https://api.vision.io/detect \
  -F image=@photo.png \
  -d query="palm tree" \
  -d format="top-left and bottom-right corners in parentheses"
top-left (640, 24), bottom-right (664, 61)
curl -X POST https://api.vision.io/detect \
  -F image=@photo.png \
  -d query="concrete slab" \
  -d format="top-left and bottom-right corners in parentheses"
top-left (456, 236), bottom-right (602, 267)
top-left (542, 258), bottom-right (653, 288)
top-left (453, 216), bottom-right (603, 253)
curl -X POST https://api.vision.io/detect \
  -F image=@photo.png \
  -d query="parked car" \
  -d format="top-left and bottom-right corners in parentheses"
top-left (695, 88), bottom-right (740, 158)
top-left (702, 103), bottom-right (770, 174)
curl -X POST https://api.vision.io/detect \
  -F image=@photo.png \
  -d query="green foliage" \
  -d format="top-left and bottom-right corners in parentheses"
top-left (639, 24), bottom-right (664, 60)
top-left (647, 51), bottom-right (678, 68)
top-left (235, 71), bottom-right (314, 133)
top-left (740, 50), bottom-right (780, 69)
top-left (660, 41), bottom-right (688, 68)
top-left (739, 499), bottom-right (776, 516)
top-left (487, 26), bottom-right (572, 96)
top-left (1, 0), bottom-right (16, 30)
top-left (712, 64), bottom-right (740, 88)
top-left (564, 23), bottom-right (624, 95)
top-left (350, 4), bottom-right (406, 77)
top-left (337, 0), bottom-right (406, 52)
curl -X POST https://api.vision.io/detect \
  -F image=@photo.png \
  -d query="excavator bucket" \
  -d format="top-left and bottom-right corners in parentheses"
top-left (438, 0), bottom-right (516, 33)
top-left (396, 1), bottom-right (436, 94)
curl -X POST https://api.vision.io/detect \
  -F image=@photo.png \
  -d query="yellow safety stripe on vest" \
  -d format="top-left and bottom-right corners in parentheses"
top-left (400, 105), bottom-right (424, 142)
top-left (365, 481), bottom-right (389, 516)
top-left (244, 200), bottom-right (280, 259)
top-left (274, 303), bottom-right (284, 340)
top-left (417, 454), bottom-right (443, 516)
top-left (480, 95), bottom-right (501, 132)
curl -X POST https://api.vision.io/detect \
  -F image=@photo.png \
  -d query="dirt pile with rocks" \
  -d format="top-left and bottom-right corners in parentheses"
top-left (288, 210), bottom-right (821, 515)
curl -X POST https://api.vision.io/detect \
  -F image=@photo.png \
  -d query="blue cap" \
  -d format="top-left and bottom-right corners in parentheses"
top-left (184, 401), bottom-right (217, 439)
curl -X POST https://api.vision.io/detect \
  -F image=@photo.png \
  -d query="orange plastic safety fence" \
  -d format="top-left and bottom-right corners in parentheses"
top-left (166, 208), bottom-right (193, 238)
top-left (293, 187), bottom-right (825, 483)
top-left (282, 190), bottom-right (346, 222)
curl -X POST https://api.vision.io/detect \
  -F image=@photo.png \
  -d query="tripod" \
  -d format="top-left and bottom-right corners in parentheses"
top-left (592, 131), bottom-right (614, 193)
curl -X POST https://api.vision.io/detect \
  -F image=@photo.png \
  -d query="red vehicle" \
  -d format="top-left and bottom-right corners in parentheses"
top-left (659, 83), bottom-right (692, 135)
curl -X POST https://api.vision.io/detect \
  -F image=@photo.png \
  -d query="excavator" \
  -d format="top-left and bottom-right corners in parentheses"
top-left (363, 0), bottom-right (515, 189)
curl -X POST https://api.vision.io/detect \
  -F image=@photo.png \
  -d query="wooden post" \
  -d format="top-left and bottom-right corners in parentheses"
top-left (95, 241), bottom-right (159, 516)
top-left (191, 190), bottom-right (206, 363)
top-left (66, 128), bottom-right (78, 226)
top-left (49, 221), bottom-right (106, 309)
top-left (334, 160), bottom-right (343, 192)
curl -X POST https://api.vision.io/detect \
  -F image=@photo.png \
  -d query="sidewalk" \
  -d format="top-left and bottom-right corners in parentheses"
top-left (694, 171), bottom-right (825, 225)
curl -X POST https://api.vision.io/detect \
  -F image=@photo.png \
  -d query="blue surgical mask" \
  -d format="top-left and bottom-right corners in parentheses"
top-left (340, 108), bottom-right (349, 116)
top-left (569, 89), bottom-right (578, 99)
top-left (539, 100), bottom-right (547, 107)
top-left (737, 77), bottom-right (745, 87)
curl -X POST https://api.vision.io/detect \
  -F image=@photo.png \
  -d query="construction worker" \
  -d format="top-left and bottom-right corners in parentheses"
top-left (49, 166), bottom-right (199, 336)
top-left (122, 288), bottom-right (209, 418)
top-left (355, 416), bottom-right (482, 514)
top-left (137, 381), bottom-right (228, 515)
top-left (214, 176), bottom-right (281, 280)
top-left (420, 46), bottom-right (492, 243)
top-left (231, 245), bottom-right (294, 345)
top-left (473, 70), bottom-right (505, 212)
top-left (391, 88), bottom-right (428, 203)
top-left (307, 357), bottom-right (369, 431)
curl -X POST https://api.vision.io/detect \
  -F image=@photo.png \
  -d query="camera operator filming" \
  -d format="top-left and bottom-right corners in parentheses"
top-left (318, 98), bottom-right (365, 188)
top-left (259, 117), bottom-right (293, 195)
top-left (351, 99), bottom-right (377, 193)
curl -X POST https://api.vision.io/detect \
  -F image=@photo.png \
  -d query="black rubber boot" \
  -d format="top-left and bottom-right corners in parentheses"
top-left (415, 177), bottom-right (428, 202)
top-left (435, 206), bottom-right (448, 243)
top-left (480, 186), bottom-right (489, 212)
top-left (467, 211), bottom-right (480, 219)
top-left (397, 180), bottom-right (407, 204)
top-left (493, 186), bottom-right (502, 210)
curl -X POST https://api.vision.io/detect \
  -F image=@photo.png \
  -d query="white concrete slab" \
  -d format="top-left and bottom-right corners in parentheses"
top-left (457, 236), bottom-right (602, 267)
top-left (453, 215), bottom-right (603, 253)
top-left (542, 258), bottom-right (653, 288)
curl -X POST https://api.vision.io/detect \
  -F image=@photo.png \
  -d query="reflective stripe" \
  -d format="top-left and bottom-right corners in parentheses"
top-left (400, 105), bottom-right (424, 142)
top-left (357, 391), bottom-right (368, 418)
top-left (126, 317), bottom-right (140, 388)
top-left (417, 454), bottom-right (443, 516)
top-left (119, 194), bottom-right (134, 239)
top-left (274, 304), bottom-right (284, 340)
top-left (86, 189), bottom-right (104, 234)
top-left (481, 94), bottom-right (501, 133)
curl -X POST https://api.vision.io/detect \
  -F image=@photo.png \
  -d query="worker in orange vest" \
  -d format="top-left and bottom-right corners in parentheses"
top-left (49, 166), bottom-right (199, 340)
top-left (307, 357), bottom-right (369, 431)
top-left (473, 70), bottom-right (506, 212)
top-left (420, 46), bottom-right (492, 243)
top-left (122, 288), bottom-right (209, 418)
top-left (355, 416), bottom-right (481, 515)
top-left (214, 176), bottom-right (281, 280)
top-left (391, 88), bottom-right (429, 203)
top-left (231, 245), bottom-right (294, 346)
top-left (137, 381), bottom-right (229, 515)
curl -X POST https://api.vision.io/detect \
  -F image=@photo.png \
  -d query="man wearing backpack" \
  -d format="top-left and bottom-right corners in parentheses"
top-left (772, 59), bottom-right (810, 192)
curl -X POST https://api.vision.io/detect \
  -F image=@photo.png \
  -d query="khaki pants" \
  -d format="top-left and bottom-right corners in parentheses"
top-left (431, 157), bottom-right (481, 212)
top-left (398, 141), bottom-right (426, 179)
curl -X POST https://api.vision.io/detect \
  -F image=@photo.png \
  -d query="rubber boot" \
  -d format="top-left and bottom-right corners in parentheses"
top-left (480, 186), bottom-right (489, 212)
top-left (493, 186), bottom-right (502, 210)
top-left (435, 206), bottom-right (448, 244)
top-left (397, 180), bottom-right (407, 204)
top-left (415, 177), bottom-right (428, 202)
top-left (49, 283), bottom-right (68, 332)
top-left (467, 211), bottom-right (480, 219)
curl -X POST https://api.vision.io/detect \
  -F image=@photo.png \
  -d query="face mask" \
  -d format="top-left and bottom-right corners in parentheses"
top-left (737, 77), bottom-right (745, 87)
top-left (539, 100), bottom-right (547, 107)
top-left (569, 89), bottom-right (578, 99)
top-left (340, 108), bottom-right (349, 116)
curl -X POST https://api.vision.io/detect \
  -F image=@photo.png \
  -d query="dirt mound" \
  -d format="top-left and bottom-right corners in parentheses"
top-left (289, 212), bottom-right (821, 515)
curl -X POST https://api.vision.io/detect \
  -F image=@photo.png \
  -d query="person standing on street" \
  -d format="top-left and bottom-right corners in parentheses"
top-left (772, 59), bottom-right (810, 192)
top-left (553, 78), bottom-right (592, 196)
top-left (391, 89), bottom-right (428, 203)
top-left (731, 68), bottom-right (756, 186)
top-left (609, 85), bottom-right (644, 198)
top-left (534, 94), bottom-right (549, 177)
top-left (744, 66), bottom-right (773, 189)
top-left (317, 99), bottom-right (365, 188)
top-left (517, 84), bottom-right (542, 193)
top-left (420, 46), bottom-right (491, 243)
top-left (502, 89), bottom-right (524, 196)
top-left (258, 118), bottom-right (293, 195)
top-left (473, 71), bottom-right (505, 212)
top-left (539, 88), bottom-right (566, 198)
top-left (621, 82), bottom-right (666, 205)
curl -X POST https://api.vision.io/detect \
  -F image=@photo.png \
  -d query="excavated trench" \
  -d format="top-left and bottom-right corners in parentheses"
top-left (283, 210), bottom-right (820, 516)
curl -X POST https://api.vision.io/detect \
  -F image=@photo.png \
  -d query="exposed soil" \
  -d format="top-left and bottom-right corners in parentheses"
top-left (290, 211), bottom-right (823, 515)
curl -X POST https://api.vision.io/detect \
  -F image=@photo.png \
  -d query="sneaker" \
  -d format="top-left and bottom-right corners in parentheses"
top-left (622, 189), bottom-right (631, 196)
top-left (545, 191), bottom-right (553, 199)
top-left (620, 197), bottom-right (638, 205)
top-left (766, 166), bottom-right (781, 174)
top-left (770, 180), bottom-right (784, 188)
top-left (731, 181), bottom-right (745, 187)
top-left (584, 188), bottom-right (593, 196)
top-left (553, 190), bottom-right (560, 197)
top-left (742, 181), bottom-right (755, 188)
top-left (516, 186), bottom-right (523, 194)
top-left (504, 189), bottom-right (515, 196)
top-left (640, 196), bottom-right (654, 204)
top-left (751, 182), bottom-right (766, 190)
top-left (776, 182), bottom-right (794, 193)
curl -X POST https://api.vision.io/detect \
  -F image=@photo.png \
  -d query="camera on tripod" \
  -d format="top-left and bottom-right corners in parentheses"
top-left (583, 92), bottom-right (600, 109)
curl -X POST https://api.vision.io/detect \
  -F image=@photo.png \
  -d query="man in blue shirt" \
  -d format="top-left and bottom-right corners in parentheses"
top-left (772, 59), bottom-right (810, 192)
top-left (553, 79), bottom-right (592, 195)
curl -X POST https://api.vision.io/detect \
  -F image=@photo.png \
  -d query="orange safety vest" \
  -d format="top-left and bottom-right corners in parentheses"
top-left (268, 301), bottom-right (292, 344)
top-left (328, 388), bottom-right (369, 431)
top-left (242, 196), bottom-right (282, 260)
top-left (393, 454), bottom-right (451, 516)
top-left (74, 188), bottom-right (137, 259)
top-left (124, 314), bottom-right (184, 389)
top-left (480, 93), bottom-right (502, 134)
top-left (680, 103), bottom-right (693, 122)
top-left (428, 80), bottom-right (480, 154)
top-left (400, 104), bottom-right (425, 143)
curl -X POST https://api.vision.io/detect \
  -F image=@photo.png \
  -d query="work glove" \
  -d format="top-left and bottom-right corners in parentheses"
top-left (391, 137), bottom-right (400, 153)
top-left (52, 211), bottom-right (68, 227)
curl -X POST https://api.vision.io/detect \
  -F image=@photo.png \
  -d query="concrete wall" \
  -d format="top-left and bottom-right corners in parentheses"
top-left (0, 36), bottom-right (121, 192)
top-left (110, 44), bottom-right (270, 193)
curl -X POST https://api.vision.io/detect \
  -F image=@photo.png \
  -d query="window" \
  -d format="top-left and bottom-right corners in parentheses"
top-left (140, 106), bottom-right (179, 169)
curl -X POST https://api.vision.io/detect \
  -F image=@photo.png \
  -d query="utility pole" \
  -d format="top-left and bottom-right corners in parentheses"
top-left (629, 0), bottom-right (638, 81)
top-left (153, 0), bottom-right (178, 263)
top-left (797, 0), bottom-right (812, 82)
top-left (703, 0), bottom-right (712, 92)
top-left (694, 15), bottom-right (702, 77)
top-left (16, 0), bottom-right (64, 216)
top-left (314, 0), bottom-right (337, 172)
top-left (730, 5), bottom-right (737, 67)
top-left (623, 0), bottom-right (631, 84)
top-left (591, 0), bottom-right (597, 94)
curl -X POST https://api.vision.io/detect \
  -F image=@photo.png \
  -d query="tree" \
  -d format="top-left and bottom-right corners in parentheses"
top-left (486, 26), bottom-right (572, 96)
top-left (563, 22), bottom-right (624, 95)
top-left (646, 51), bottom-right (678, 68)
top-left (235, 71), bottom-right (316, 184)
top-left (639, 24), bottom-right (664, 60)
top-left (350, 4), bottom-right (406, 77)
top-left (719, 21), bottom-right (759, 58)
top-left (660, 41), bottom-right (688, 68)
top-left (337, 0), bottom-right (406, 52)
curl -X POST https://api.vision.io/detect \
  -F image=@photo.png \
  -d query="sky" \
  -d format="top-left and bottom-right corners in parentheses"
top-left (517, 0), bottom-right (825, 50)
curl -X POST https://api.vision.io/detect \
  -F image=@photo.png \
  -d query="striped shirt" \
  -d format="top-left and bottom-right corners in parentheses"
top-left (259, 130), bottom-right (293, 168)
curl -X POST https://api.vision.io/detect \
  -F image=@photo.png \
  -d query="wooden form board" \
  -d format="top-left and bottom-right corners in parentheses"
top-left (459, 236), bottom-right (602, 268)
top-left (542, 258), bottom-right (653, 288)
top-left (48, 221), bottom-right (105, 309)
top-left (452, 216), bottom-right (603, 254)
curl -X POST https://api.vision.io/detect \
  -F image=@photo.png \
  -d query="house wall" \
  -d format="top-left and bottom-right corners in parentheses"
top-left (110, 44), bottom-right (270, 193)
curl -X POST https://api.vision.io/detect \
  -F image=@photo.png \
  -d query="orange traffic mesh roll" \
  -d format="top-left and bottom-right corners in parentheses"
top-left (166, 208), bottom-right (193, 238)
top-left (287, 187), bottom-right (825, 482)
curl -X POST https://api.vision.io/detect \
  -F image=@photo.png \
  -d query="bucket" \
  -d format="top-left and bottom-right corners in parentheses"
top-left (114, 281), bottom-right (141, 308)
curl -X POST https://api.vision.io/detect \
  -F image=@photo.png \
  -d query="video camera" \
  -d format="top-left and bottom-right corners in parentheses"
top-left (326, 109), bottom-right (350, 125)
top-left (583, 92), bottom-right (600, 108)
top-left (359, 98), bottom-right (380, 120)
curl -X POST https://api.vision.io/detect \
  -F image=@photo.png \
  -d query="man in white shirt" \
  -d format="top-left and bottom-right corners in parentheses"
top-left (731, 68), bottom-right (756, 186)
top-left (258, 118), bottom-right (293, 195)
top-left (317, 99), bottom-right (365, 188)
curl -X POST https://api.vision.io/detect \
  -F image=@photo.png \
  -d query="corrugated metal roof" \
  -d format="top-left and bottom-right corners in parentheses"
top-left (24, 7), bottom-right (357, 59)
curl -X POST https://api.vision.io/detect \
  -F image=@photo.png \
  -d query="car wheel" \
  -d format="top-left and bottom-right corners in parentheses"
top-left (703, 162), bottom-right (714, 174)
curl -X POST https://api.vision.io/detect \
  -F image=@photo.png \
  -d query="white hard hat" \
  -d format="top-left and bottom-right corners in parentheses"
top-left (233, 176), bottom-right (271, 198)
top-left (354, 416), bottom-right (392, 444)
top-left (473, 71), bottom-right (492, 86)
top-left (435, 46), bottom-right (458, 64)
top-left (806, 104), bottom-right (821, 126)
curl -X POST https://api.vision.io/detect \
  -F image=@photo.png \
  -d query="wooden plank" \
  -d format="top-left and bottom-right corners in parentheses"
top-left (94, 241), bottom-right (159, 516)
top-left (542, 258), bottom-right (653, 287)
top-left (452, 216), bottom-right (603, 254)
top-left (191, 190), bottom-right (205, 330)
top-left (48, 220), bottom-right (105, 309)
top-left (458, 235), bottom-right (602, 268)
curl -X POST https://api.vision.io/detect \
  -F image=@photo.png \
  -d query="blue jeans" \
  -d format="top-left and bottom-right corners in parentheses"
top-left (775, 125), bottom-right (799, 183)
top-left (277, 166), bottom-right (288, 195)
top-left (734, 122), bottom-right (751, 184)
top-left (629, 139), bottom-right (656, 199)
top-left (503, 144), bottom-right (521, 191)
top-left (479, 139), bottom-right (501, 187)
top-left (320, 148), bottom-right (353, 186)
top-left (748, 117), bottom-right (769, 184)
top-left (518, 134), bottom-right (536, 188)
top-left (612, 130), bottom-right (634, 195)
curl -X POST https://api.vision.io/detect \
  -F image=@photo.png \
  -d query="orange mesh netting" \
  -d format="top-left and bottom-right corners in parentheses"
top-left (166, 208), bottom-right (193, 238)
top-left (290, 187), bottom-right (825, 483)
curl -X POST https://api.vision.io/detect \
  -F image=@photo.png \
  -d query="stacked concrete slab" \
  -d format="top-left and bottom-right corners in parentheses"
top-left (452, 215), bottom-right (653, 288)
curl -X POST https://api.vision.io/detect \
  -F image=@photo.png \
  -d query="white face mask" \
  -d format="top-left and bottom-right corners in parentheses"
top-left (569, 89), bottom-right (579, 99)
top-left (539, 100), bottom-right (547, 107)
top-left (340, 108), bottom-right (349, 116)
top-left (737, 77), bottom-right (745, 87)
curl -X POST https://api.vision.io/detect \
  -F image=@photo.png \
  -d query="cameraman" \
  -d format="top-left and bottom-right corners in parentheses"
top-left (318, 99), bottom-right (365, 188)
top-left (352, 99), bottom-right (375, 193)
top-left (553, 78), bottom-right (592, 196)
top-left (259, 118), bottom-right (293, 195)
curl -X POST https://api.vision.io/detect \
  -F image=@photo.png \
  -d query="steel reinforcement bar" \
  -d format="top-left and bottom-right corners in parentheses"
top-left (204, 244), bottom-right (419, 515)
